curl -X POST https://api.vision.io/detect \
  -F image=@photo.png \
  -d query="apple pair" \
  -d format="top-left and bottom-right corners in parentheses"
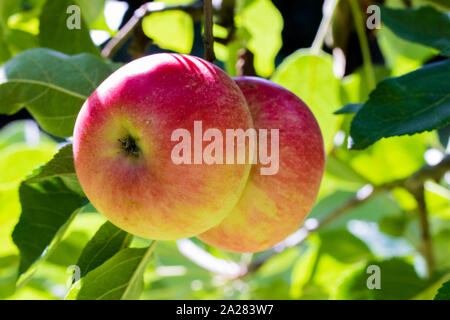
top-left (73, 53), bottom-right (325, 253)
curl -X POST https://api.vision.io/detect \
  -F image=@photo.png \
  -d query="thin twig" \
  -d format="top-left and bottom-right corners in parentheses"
top-left (101, 1), bottom-right (203, 59)
top-left (247, 182), bottom-right (394, 273)
top-left (203, 0), bottom-right (216, 62)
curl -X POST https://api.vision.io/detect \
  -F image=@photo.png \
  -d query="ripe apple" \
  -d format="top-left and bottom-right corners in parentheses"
top-left (73, 53), bottom-right (253, 240)
top-left (198, 76), bottom-right (325, 253)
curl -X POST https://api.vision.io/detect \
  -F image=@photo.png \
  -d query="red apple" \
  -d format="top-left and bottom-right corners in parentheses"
top-left (73, 54), bottom-right (253, 240)
top-left (198, 76), bottom-right (325, 252)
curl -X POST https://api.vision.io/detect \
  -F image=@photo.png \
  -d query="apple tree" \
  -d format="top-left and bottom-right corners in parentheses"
top-left (0, 0), bottom-right (449, 300)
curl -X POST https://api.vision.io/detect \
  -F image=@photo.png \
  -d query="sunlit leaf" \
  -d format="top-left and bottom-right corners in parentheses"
top-left (76, 242), bottom-right (156, 300)
top-left (334, 103), bottom-right (363, 115)
top-left (377, 26), bottom-right (436, 76)
top-left (0, 189), bottom-right (21, 256)
top-left (319, 230), bottom-right (373, 264)
top-left (3, 28), bottom-right (37, 55)
top-left (13, 178), bottom-right (87, 276)
top-left (5, 0), bottom-right (45, 35)
top-left (0, 120), bottom-right (54, 151)
top-left (11, 145), bottom-right (88, 276)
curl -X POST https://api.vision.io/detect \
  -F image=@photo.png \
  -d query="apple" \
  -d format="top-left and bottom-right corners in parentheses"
top-left (73, 53), bottom-right (253, 240)
top-left (198, 76), bottom-right (325, 253)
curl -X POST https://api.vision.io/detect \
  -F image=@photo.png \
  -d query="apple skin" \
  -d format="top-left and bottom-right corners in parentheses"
top-left (73, 53), bottom-right (253, 240)
top-left (198, 76), bottom-right (325, 253)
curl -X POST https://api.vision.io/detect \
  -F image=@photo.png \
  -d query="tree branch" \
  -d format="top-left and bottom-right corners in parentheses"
top-left (247, 155), bottom-right (450, 275)
top-left (413, 185), bottom-right (434, 277)
top-left (101, 1), bottom-right (203, 59)
top-left (203, 0), bottom-right (216, 62)
top-left (236, 48), bottom-right (256, 76)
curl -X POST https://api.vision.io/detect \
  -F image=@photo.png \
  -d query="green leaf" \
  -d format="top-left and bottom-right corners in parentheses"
top-left (379, 215), bottom-right (408, 237)
top-left (272, 50), bottom-right (342, 152)
top-left (0, 0), bottom-right (22, 32)
top-left (377, 26), bottom-right (436, 76)
top-left (423, 0), bottom-right (450, 11)
top-left (0, 0), bottom-right (44, 58)
top-left (236, 0), bottom-right (283, 77)
top-left (26, 144), bottom-right (83, 195)
top-left (432, 229), bottom-right (450, 271)
top-left (74, 0), bottom-right (106, 27)
top-left (341, 65), bottom-right (391, 104)
top-left (12, 178), bottom-right (87, 276)
top-left (3, 28), bottom-right (37, 55)
top-left (334, 103), bottom-right (363, 115)
top-left (350, 134), bottom-right (427, 184)
top-left (309, 191), bottom-right (402, 231)
top-left (76, 222), bottom-right (132, 278)
top-left (413, 272), bottom-right (450, 300)
top-left (142, 11), bottom-right (194, 54)
top-left (0, 48), bottom-right (114, 137)
top-left (0, 24), bottom-right (12, 64)
top-left (76, 242), bottom-right (157, 300)
top-left (434, 279), bottom-right (450, 300)
top-left (11, 145), bottom-right (88, 277)
top-left (334, 259), bottom-right (430, 299)
top-left (381, 6), bottom-right (450, 55)
top-left (349, 60), bottom-right (450, 150)
top-left (39, 0), bottom-right (99, 56)
top-left (325, 155), bottom-right (370, 185)
top-left (290, 240), bottom-right (320, 298)
top-left (319, 230), bottom-right (373, 264)
top-left (4, 0), bottom-right (45, 35)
